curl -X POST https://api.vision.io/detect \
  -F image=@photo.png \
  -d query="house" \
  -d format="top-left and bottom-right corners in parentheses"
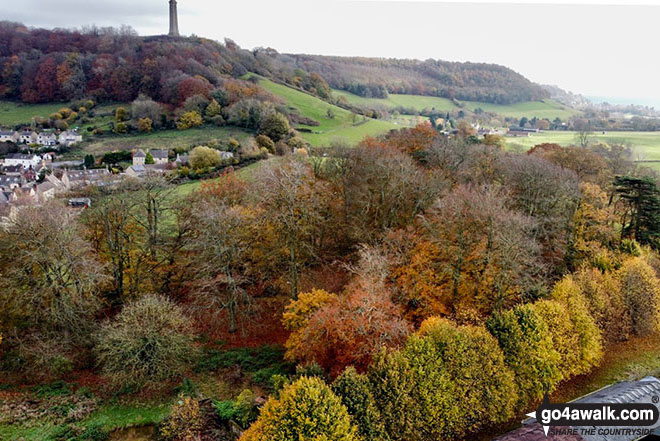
top-left (125, 163), bottom-right (168, 178)
top-left (18, 131), bottom-right (36, 144)
top-left (36, 131), bottom-right (57, 146)
top-left (36, 181), bottom-right (56, 201)
top-left (493, 376), bottom-right (660, 441)
top-left (0, 164), bottom-right (23, 176)
top-left (4, 153), bottom-right (40, 169)
top-left (0, 131), bottom-right (18, 143)
top-left (133, 149), bottom-right (147, 166)
top-left (150, 149), bottom-right (169, 165)
top-left (220, 151), bottom-right (235, 160)
top-left (0, 175), bottom-right (23, 190)
top-left (58, 131), bottom-right (83, 146)
top-left (62, 169), bottom-right (111, 188)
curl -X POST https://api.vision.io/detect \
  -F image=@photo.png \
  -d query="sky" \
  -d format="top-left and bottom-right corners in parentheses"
top-left (3, 0), bottom-right (660, 107)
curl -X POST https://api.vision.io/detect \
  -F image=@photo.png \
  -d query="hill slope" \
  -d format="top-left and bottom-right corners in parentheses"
top-left (256, 77), bottom-right (398, 146)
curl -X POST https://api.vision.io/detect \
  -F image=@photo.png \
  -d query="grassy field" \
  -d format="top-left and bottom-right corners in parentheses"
top-left (505, 130), bottom-right (660, 159)
top-left (80, 127), bottom-right (254, 156)
top-left (0, 101), bottom-right (70, 126)
top-left (256, 77), bottom-right (398, 146)
top-left (333, 89), bottom-right (578, 120)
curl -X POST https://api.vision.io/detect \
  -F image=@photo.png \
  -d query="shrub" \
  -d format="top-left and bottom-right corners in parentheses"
top-left (160, 395), bottom-right (204, 441)
top-left (177, 111), bottom-right (203, 130)
top-left (259, 112), bottom-right (290, 142)
top-left (255, 134), bottom-right (275, 153)
top-left (240, 377), bottom-right (358, 441)
top-left (138, 117), bottom-right (153, 133)
top-left (95, 294), bottom-right (198, 388)
top-left (618, 257), bottom-right (660, 335)
top-left (189, 145), bottom-right (221, 169)
top-left (332, 367), bottom-right (388, 441)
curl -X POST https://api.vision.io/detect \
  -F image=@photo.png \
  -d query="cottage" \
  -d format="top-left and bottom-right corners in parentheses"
top-left (125, 163), bottom-right (167, 178)
top-left (0, 131), bottom-right (18, 143)
top-left (18, 131), bottom-right (36, 144)
top-left (0, 175), bottom-right (23, 190)
top-left (36, 181), bottom-right (56, 201)
top-left (0, 164), bottom-right (23, 176)
top-left (220, 151), bottom-right (235, 160)
top-left (36, 132), bottom-right (57, 146)
top-left (150, 149), bottom-right (169, 165)
top-left (174, 153), bottom-right (190, 166)
top-left (63, 169), bottom-right (111, 188)
top-left (58, 131), bottom-right (83, 146)
top-left (132, 149), bottom-right (147, 166)
top-left (4, 153), bottom-right (40, 169)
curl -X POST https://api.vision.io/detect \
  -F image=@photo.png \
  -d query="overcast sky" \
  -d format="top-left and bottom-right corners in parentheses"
top-left (3, 0), bottom-right (660, 106)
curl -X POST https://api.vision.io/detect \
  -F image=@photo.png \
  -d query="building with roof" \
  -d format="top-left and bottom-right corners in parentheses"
top-left (494, 377), bottom-right (660, 441)
top-left (3, 153), bottom-right (40, 170)
top-left (36, 131), bottom-right (57, 146)
top-left (18, 131), bottom-right (36, 144)
top-left (58, 131), bottom-right (83, 146)
top-left (0, 131), bottom-right (18, 143)
top-left (133, 149), bottom-right (147, 166)
top-left (150, 149), bottom-right (169, 165)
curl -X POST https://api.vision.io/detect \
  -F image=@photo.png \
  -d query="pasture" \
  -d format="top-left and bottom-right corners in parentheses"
top-left (80, 127), bottom-right (253, 156)
top-left (333, 89), bottom-right (578, 120)
top-left (256, 77), bottom-right (398, 146)
top-left (505, 130), bottom-right (660, 171)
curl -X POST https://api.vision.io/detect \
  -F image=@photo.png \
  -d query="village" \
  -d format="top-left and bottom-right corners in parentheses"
top-left (0, 143), bottom-right (212, 225)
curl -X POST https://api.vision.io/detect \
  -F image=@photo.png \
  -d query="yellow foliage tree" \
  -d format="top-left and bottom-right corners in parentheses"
top-left (240, 377), bottom-right (358, 441)
top-left (617, 257), bottom-right (660, 336)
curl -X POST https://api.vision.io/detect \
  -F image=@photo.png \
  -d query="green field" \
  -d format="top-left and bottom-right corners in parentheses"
top-left (80, 127), bottom-right (254, 156)
top-left (505, 130), bottom-right (660, 172)
top-left (256, 77), bottom-right (398, 146)
top-left (0, 101), bottom-right (72, 126)
top-left (333, 89), bottom-right (578, 120)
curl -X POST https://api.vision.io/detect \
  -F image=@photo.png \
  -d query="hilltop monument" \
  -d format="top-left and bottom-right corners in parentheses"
top-left (168, 0), bottom-right (180, 37)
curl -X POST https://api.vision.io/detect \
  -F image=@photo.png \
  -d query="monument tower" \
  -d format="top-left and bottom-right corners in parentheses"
top-left (168, 0), bottom-right (180, 37)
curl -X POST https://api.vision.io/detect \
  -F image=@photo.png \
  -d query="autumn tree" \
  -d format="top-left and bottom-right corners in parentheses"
top-left (186, 201), bottom-right (255, 333)
top-left (240, 377), bottom-right (359, 441)
top-left (617, 257), bottom-right (660, 335)
top-left (487, 303), bottom-right (562, 407)
top-left (340, 144), bottom-right (442, 244)
top-left (332, 367), bottom-right (388, 441)
top-left (0, 202), bottom-right (104, 337)
top-left (392, 185), bottom-right (541, 321)
top-left (369, 318), bottom-right (516, 441)
top-left (251, 159), bottom-right (331, 297)
top-left (177, 111), bottom-right (204, 130)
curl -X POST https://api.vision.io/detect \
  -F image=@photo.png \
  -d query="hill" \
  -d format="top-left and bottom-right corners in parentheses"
top-left (333, 89), bottom-right (577, 120)
top-left (274, 54), bottom-right (549, 104)
top-left (255, 77), bottom-right (398, 146)
top-left (0, 22), bottom-right (552, 109)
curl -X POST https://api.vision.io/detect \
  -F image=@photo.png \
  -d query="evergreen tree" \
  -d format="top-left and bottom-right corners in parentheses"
top-left (614, 176), bottom-right (660, 247)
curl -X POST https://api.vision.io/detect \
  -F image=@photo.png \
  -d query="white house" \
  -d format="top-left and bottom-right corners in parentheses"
top-left (4, 153), bottom-right (41, 170)
top-left (0, 131), bottom-right (18, 143)
top-left (59, 131), bottom-right (83, 146)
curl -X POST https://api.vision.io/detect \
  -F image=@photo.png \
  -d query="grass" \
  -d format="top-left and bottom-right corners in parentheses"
top-left (0, 402), bottom-right (169, 441)
top-left (80, 127), bottom-right (254, 156)
top-left (255, 77), bottom-right (398, 146)
top-left (505, 130), bottom-right (660, 171)
top-left (333, 89), bottom-right (578, 120)
top-left (0, 101), bottom-right (70, 126)
top-left (171, 158), bottom-right (272, 199)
